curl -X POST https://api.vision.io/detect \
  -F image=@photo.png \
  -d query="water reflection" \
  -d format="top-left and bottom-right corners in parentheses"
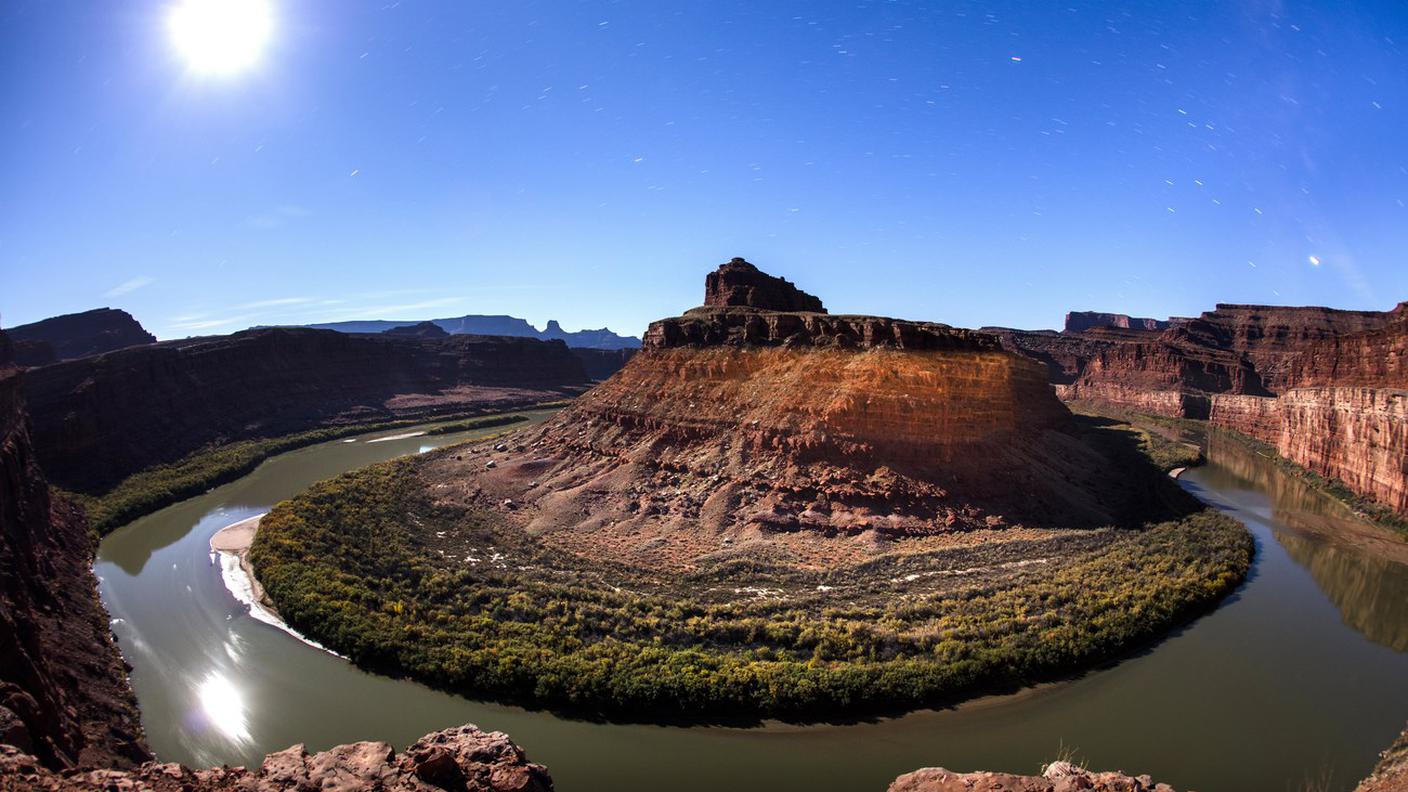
top-left (1205, 431), bottom-right (1408, 651)
top-left (197, 671), bottom-right (251, 745)
top-left (95, 415), bottom-right (1408, 792)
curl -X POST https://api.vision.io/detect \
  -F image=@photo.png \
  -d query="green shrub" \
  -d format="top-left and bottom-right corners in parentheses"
top-left (251, 457), bottom-right (1252, 722)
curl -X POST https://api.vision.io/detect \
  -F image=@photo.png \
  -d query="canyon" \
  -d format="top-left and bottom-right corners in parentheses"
top-left (246, 259), bottom-right (1247, 722)
top-left (20, 327), bottom-right (593, 496)
top-left (995, 301), bottom-right (1408, 519)
top-left (0, 266), bottom-right (1402, 789)
top-left (0, 328), bottom-right (555, 789)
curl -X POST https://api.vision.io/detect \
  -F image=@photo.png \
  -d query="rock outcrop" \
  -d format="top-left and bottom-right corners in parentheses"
top-left (1064, 311), bottom-right (1171, 334)
top-left (0, 724), bottom-right (552, 791)
top-left (22, 328), bottom-right (589, 495)
top-left (1358, 725), bottom-right (1408, 792)
top-left (0, 331), bottom-right (149, 771)
top-left (703, 257), bottom-right (826, 312)
top-left (383, 321), bottom-right (450, 338)
top-left (890, 762), bottom-right (1174, 792)
top-left (5, 309), bottom-right (155, 367)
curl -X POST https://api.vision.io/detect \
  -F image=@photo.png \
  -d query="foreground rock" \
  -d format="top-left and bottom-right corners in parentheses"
top-left (4, 308), bottom-right (156, 367)
top-left (1357, 726), bottom-right (1408, 792)
top-left (0, 331), bottom-right (149, 771)
top-left (0, 724), bottom-right (552, 792)
top-left (891, 762), bottom-right (1174, 792)
top-left (22, 327), bottom-right (589, 495)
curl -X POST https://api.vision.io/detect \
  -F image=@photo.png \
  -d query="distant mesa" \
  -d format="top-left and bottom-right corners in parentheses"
top-left (293, 313), bottom-right (641, 350)
top-left (1063, 310), bottom-right (1170, 334)
top-left (703, 257), bottom-right (826, 313)
top-left (4, 308), bottom-right (155, 366)
top-left (381, 321), bottom-right (449, 338)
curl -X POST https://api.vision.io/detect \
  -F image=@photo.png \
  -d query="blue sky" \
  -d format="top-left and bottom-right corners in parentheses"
top-left (3, 0), bottom-right (1407, 340)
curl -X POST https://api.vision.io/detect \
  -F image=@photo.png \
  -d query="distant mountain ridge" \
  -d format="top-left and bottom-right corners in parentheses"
top-left (288, 314), bottom-right (641, 349)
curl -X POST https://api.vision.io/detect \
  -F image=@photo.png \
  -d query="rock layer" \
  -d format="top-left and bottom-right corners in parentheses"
top-left (21, 327), bottom-right (588, 494)
top-left (0, 333), bottom-right (148, 771)
top-left (0, 724), bottom-right (552, 792)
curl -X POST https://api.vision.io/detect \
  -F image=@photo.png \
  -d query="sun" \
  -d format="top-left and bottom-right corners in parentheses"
top-left (167, 0), bottom-right (273, 76)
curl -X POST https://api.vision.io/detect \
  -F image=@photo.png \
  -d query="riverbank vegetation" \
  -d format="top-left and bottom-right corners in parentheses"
top-left (67, 406), bottom-right (564, 536)
top-left (251, 452), bottom-right (1251, 722)
top-left (1066, 405), bottom-right (1205, 473)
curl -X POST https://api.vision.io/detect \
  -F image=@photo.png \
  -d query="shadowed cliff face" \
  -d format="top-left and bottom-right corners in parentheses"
top-left (0, 332), bottom-right (149, 771)
top-left (5, 308), bottom-right (156, 367)
top-left (21, 327), bottom-right (589, 494)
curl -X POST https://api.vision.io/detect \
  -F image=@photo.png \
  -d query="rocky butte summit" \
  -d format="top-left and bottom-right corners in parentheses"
top-left (452, 257), bottom-right (1177, 544)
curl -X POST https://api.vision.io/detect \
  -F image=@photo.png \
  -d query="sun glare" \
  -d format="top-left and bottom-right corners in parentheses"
top-left (167, 0), bottom-right (273, 76)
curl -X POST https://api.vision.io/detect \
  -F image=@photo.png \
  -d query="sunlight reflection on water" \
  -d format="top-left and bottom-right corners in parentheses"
top-left (198, 671), bottom-right (250, 745)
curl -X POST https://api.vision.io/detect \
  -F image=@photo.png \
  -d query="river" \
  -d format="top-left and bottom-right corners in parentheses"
top-left (95, 420), bottom-right (1408, 791)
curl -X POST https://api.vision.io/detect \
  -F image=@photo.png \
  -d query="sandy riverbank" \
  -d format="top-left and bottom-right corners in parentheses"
top-left (210, 513), bottom-right (341, 655)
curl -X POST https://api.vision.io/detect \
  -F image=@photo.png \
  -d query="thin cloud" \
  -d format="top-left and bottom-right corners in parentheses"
top-left (301, 297), bottom-right (467, 323)
top-left (246, 204), bottom-right (313, 230)
top-left (105, 276), bottom-right (155, 297)
top-left (169, 315), bottom-right (257, 331)
top-left (235, 297), bottom-right (318, 309)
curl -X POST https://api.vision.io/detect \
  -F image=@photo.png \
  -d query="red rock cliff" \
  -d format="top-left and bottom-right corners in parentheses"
top-left (999, 300), bottom-right (1408, 517)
